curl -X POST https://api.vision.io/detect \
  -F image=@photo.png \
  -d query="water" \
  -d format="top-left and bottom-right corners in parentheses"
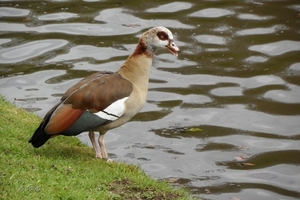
top-left (1, 0), bottom-right (300, 199)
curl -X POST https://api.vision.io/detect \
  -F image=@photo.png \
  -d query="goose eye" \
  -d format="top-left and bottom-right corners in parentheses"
top-left (157, 31), bottom-right (169, 41)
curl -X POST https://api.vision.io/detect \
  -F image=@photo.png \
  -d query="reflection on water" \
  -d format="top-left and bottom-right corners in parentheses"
top-left (0, 39), bottom-right (68, 63)
top-left (1, 0), bottom-right (300, 199)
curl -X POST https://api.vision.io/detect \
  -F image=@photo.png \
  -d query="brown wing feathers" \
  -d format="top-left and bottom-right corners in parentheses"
top-left (64, 72), bottom-right (132, 112)
top-left (45, 104), bottom-right (84, 134)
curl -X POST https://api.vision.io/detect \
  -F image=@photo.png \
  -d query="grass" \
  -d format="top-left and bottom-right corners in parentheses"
top-left (0, 96), bottom-right (192, 200)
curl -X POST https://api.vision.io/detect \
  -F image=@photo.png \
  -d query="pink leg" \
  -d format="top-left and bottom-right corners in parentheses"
top-left (88, 131), bottom-right (102, 159)
top-left (98, 131), bottom-right (111, 161)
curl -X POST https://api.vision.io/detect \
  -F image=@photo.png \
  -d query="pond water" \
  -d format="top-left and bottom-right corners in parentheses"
top-left (1, 0), bottom-right (300, 199)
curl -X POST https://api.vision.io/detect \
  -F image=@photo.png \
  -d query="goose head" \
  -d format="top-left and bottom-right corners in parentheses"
top-left (140, 26), bottom-right (180, 57)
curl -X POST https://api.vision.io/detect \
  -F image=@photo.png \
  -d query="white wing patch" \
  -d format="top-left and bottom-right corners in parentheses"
top-left (94, 97), bottom-right (128, 121)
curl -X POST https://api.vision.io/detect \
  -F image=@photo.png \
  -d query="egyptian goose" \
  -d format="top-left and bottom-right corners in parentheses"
top-left (28, 26), bottom-right (180, 160)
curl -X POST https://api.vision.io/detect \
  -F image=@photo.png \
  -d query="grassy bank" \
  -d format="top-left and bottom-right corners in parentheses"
top-left (0, 96), bottom-right (191, 200)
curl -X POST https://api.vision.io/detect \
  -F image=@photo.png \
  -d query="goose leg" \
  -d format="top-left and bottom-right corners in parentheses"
top-left (88, 131), bottom-right (102, 159)
top-left (98, 131), bottom-right (111, 161)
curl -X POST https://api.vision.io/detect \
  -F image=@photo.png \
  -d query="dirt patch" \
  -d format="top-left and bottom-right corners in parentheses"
top-left (109, 178), bottom-right (183, 200)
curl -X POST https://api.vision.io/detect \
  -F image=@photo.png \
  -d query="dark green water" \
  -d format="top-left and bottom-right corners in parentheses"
top-left (1, 1), bottom-right (300, 199)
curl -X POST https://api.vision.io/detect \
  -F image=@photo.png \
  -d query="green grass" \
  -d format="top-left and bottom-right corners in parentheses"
top-left (0, 96), bottom-right (191, 200)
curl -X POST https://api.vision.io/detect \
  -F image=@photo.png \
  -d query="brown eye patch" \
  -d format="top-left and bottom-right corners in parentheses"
top-left (157, 31), bottom-right (169, 41)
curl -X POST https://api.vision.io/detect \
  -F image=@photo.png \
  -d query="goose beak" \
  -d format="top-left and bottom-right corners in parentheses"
top-left (166, 40), bottom-right (180, 57)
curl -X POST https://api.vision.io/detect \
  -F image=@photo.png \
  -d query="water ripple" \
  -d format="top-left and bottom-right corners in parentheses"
top-left (236, 25), bottom-right (288, 36)
top-left (249, 40), bottom-right (300, 56)
top-left (189, 8), bottom-right (234, 18)
top-left (38, 12), bottom-right (79, 21)
top-left (194, 35), bottom-right (227, 45)
top-left (0, 22), bottom-right (138, 36)
top-left (0, 7), bottom-right (30, 17)
top-left (145, 2), bottom-right (193, 13)
top-left (45, 45), bottom-right (129, 63)
top-left (156, 105), bottom-right (300, 136)
top-left (237, 13), bottom-right (274, 20)
top-left (0, 39), bottom-right (68, 64)
top-left (95, 8), bottom-right (194, 29)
